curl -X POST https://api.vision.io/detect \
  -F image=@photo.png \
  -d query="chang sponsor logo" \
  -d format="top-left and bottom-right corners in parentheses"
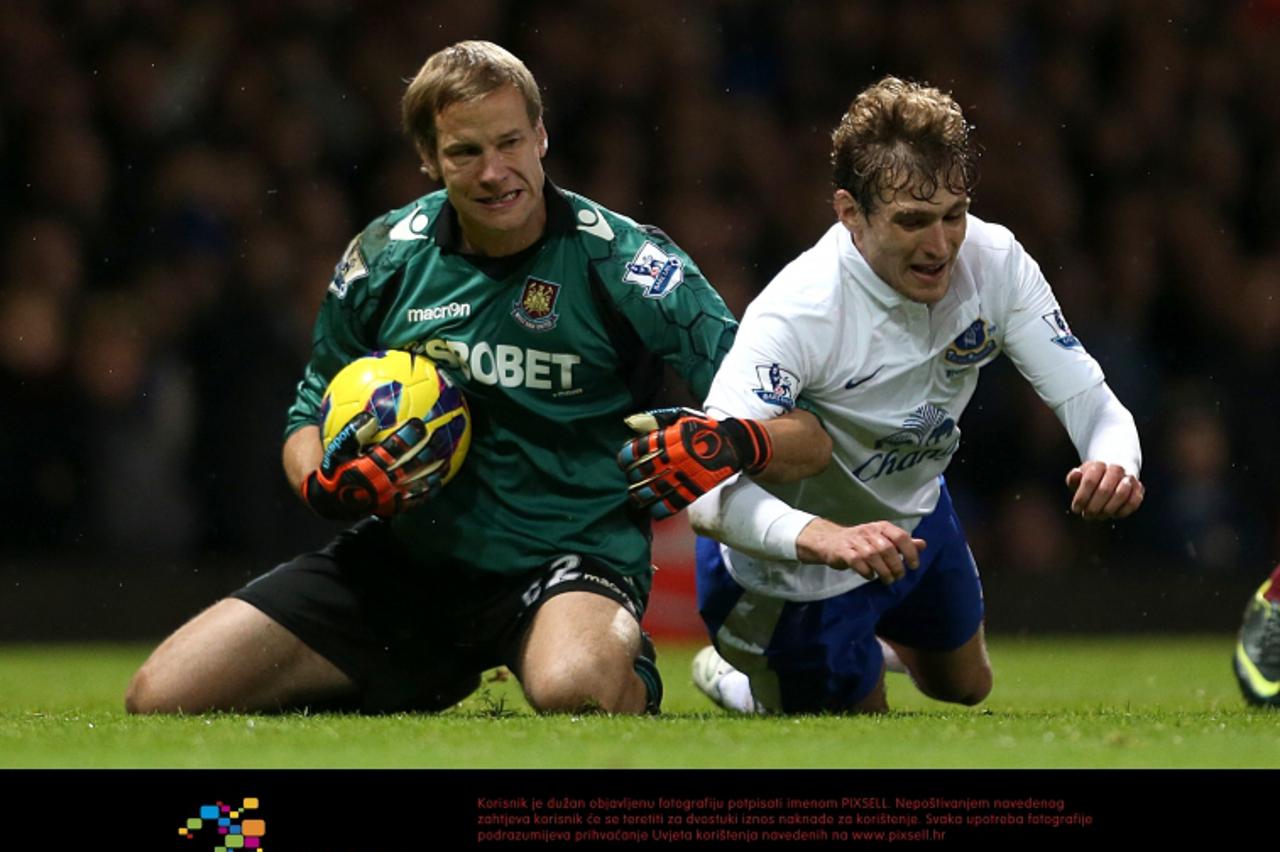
top-left (854, 403), bottom-right (961, 483)
top-left (852, 441), bottom-right (962, 483)
top-left (874, 403), bottom-right (956, 449)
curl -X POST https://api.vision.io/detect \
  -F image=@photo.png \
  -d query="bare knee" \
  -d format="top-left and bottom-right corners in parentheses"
top-left (890, 629), bottom-right (993, 707)
top-left (123, 646), bottom-right (209, 714)
top-left (123, 664), bottom-right (163, 714)
top-left (966, 664), bottom-right (994, 705)
top-left (124, 646), bottom-right (204, 714)
top-left (518, 591), bottom-right (647, 715)
top-left (848, 673), bottom-right (889, 714)
top-left (122, 598), bottom-right (354, 715)
top-left (851, 693), bottom-right (889, 714)
top-left (522, 652), bottom-right (634, 714)
top-left (927, 663), bottom-right (993, 706)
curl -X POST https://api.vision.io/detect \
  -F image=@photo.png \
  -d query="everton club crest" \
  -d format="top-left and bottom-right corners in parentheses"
top-left (944, 318), bottom-right (999, 366)
top-left (512, 277), bottom-right (561, 331)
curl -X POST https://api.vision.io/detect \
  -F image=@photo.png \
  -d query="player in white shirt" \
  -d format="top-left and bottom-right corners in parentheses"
top-left (619, 76), bottom-right (1144, 714)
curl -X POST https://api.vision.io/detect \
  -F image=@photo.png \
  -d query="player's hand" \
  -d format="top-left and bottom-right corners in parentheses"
top-left (1066, 461), bottom-right (1144, 520)
top-left (618, 407), bottom-right (773, 519)
top-left (303, 412), bottom-right (446, 520)
top-left (795, 517), bottom-right (926, 585)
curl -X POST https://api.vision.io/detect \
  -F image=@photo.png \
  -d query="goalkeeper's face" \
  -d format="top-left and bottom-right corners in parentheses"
top-left (425, 84), bottom-right (549, 257)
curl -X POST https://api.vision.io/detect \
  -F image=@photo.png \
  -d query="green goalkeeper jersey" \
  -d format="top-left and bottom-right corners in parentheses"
top-left (286, 181), bottom-right (736, 594)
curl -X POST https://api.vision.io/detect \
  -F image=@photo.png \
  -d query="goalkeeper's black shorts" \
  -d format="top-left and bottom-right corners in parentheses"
top-left (232, 517), bottom-right (646, 713)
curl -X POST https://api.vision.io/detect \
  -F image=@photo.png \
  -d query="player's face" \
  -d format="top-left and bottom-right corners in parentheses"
top-left (836, 184), bottom-right (969, 304)
top-left (424, 85), bottom-right (548, 257)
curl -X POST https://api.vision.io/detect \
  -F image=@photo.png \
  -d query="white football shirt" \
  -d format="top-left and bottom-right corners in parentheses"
top-left (699, 216), bottom-right (1109, 600)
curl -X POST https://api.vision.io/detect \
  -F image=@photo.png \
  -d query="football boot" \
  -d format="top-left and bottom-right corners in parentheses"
top-left (1235, 579), bottom-right (1280, 706)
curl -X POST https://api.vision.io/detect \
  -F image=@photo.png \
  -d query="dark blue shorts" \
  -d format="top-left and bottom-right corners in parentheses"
top-left (696, 481), bottom-right (984, 713)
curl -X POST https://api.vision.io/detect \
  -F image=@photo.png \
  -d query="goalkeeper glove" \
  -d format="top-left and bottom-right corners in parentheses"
top-left (303, 412), bottom-right (446, 520)
top-left (617, 407), bottom-right (773, 519)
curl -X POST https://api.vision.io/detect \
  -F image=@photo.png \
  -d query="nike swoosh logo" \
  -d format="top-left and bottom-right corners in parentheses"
top-left (844, 366), bottom-right (883, 390)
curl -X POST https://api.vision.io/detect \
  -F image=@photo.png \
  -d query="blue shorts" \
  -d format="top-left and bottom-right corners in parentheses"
top-left (696, 482), bottom-right (984, 713)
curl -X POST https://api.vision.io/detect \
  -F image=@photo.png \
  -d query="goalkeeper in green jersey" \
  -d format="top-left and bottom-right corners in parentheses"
top-left (124, 41), bottom-right (826, 715)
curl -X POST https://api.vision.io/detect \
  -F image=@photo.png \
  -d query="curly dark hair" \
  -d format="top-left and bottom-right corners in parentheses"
top-left (831, 76), bottom-right (979, 215)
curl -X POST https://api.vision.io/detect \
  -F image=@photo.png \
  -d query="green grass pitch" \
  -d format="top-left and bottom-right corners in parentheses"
top-left (0, 636), bottom-right (1276, 768)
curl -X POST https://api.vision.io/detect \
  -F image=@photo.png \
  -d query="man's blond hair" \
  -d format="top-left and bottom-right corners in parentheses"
top-left (831, 76), bottom-right (978, 215)
top-left (402, 40), bottom-right (542, 163)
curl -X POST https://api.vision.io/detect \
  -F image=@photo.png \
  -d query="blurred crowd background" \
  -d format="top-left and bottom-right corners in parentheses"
top-left (3, 0), bottom-right (1279, 631)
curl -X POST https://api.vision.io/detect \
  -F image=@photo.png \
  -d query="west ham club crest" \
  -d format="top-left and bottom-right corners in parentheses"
top-left (512, 277), bottom-right (561, 331)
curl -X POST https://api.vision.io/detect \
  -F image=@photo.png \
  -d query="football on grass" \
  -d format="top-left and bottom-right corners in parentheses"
top-left (319, 350), bottom-right (471, 486)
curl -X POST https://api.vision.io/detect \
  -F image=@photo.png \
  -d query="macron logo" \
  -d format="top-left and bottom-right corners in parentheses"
top-left (389, 208), bottom-right (430, 241)
top-left (407, 302), bottom-right (471, 322)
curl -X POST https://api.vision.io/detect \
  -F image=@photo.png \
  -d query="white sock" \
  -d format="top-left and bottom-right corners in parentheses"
top-left (878, 638), bottom-right (907, 674)
top-left (717, 670), bottom-right (758, 714)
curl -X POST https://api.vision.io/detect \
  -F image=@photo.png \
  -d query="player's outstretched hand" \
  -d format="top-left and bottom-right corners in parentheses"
top-left (1066, 461), bottom-right (1144, 520)
top-left (795, 517), bottom-right (926, 585)
top-left (303, 412), bottom-right (445, 520)
top-left (618, 407), bottom-right (773, 519)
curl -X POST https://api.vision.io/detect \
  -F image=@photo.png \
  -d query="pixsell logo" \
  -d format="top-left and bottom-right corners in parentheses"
top-left (177, 798), bottom-right (265, 850)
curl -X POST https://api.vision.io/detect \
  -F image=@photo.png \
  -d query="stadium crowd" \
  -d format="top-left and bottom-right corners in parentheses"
top-left (3, 0), bottom-right (1278, 583)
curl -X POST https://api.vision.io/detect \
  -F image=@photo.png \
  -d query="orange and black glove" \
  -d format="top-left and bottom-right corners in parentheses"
top-left (303, 412), bottom-right (446, 520)
top-left (617, 407), bottom-right (772, 519)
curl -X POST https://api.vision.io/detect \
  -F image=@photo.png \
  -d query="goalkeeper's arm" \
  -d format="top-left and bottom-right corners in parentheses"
top-left (618, 408), bottom-right (831, 519)
top-left (734, 408), bottom-right (832, 484)
top-left (284, 425), bottom-right (325, 498)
